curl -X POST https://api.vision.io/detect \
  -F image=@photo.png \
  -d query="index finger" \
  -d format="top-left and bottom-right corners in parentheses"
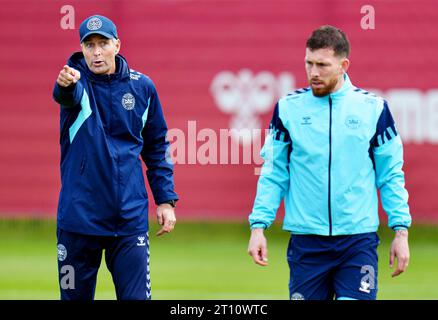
top-left (155, 227), bottom-right (167, 236)
top-left (391, 257), bottom-right (407, 277)
top-left (155, 226), bottom-right (172, 236)
top-left (156, 220), bottom-right (175, 236)
top-left (249, 249), bottom-right (268, 266)
top-left (391, 267), bottom-right (403, 277)
top-left (63, 65), bottom-right (76, 76)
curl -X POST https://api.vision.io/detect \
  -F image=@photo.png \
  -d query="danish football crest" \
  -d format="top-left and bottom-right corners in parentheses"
top-left (122, 93), bottom-right (135, 110)
top-left (87, 17), bottom-right (102, 31)
top-left (57, 244), bottom-right (67, 261)
top-left (345, 115), bottom-right (361, 129)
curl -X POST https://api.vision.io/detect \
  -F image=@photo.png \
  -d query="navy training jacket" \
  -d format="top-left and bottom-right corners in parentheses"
top-left (53, 52), bottom-right (178, 236)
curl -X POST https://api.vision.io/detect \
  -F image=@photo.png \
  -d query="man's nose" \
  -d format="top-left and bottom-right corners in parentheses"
top-left (93, 47), bottom-right (101, 56)
top-left (310, 65), bottom-right (320, 78)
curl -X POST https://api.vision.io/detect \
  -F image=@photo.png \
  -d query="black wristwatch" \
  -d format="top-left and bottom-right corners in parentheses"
top-left (160, 200), bottom-right (176, 208)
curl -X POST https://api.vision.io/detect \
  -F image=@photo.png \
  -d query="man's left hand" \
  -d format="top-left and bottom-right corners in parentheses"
top-left (389, 229), bottom-right (410, 277)
top-left (156, 203), bottom-right (176, 236)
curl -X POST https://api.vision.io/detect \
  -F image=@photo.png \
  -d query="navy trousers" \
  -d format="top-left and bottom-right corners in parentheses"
top-left (287, 232), bottom-right (379, 300)
top-left (57, 228), bottom-right (151, 300)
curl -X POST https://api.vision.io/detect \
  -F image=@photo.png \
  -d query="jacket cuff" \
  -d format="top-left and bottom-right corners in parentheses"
top-left (57, 82), bottom-right (77, 92)
top-left (250, 222), bottom-right (268, 230)
top-left (392, 225), bottom-right (409, 231)
top-left (155, 196), bottom-right (178, 206)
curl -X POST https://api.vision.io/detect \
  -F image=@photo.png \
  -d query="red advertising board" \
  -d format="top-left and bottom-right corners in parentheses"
top-left (0, 0), bottom-right (437, 222)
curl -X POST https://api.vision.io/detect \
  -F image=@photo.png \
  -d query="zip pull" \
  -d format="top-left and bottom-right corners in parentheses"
top-left (80, 158), bottom-right (86, 175)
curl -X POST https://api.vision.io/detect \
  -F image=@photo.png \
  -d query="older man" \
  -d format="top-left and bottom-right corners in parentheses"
top-left (53, 15), bottom-right (178, 300)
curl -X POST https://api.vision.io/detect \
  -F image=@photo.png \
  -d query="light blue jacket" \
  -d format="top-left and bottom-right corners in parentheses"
top-left (249, 74), bottom-right (411, 236)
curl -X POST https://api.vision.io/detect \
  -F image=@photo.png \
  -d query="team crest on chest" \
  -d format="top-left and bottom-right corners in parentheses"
top-left (122, 93), bottom-right (136, 110)
top-left (345, 115), bottom-right (361, 129)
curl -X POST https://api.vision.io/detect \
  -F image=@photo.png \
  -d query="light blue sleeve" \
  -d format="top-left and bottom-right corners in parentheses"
top-left (249, 103), bottom-right (291, 230)
top-left (373, 101), bottom-right (412, 230)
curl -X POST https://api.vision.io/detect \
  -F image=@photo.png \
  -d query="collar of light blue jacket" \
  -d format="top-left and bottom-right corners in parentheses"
top-left (315, 73), bottom-right (353, 102)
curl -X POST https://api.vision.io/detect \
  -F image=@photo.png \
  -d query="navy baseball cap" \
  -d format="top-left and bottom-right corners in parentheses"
top-left (79, 15), bottom-right (118, 43)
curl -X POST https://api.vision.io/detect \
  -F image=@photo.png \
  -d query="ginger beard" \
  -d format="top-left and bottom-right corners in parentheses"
top-left (309, 75), bottom-right (340, 97)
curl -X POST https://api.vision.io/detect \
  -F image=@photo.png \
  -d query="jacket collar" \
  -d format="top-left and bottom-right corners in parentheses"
top-left (310, 73), bottom-right (353, 101)
top-left (330, 73), bottom-right (353, 99)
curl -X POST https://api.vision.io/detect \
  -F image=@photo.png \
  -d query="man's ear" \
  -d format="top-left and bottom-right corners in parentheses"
top-left (341, 58), bottom-right (350, 74)
top-left (115, 39), bottom-right (121, 54)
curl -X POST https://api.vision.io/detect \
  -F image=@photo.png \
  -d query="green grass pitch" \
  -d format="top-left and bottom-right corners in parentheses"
top-left (0, 219), bottom-right (437, 299)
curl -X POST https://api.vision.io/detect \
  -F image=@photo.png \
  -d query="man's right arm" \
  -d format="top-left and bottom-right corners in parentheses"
top-left (53, 65), bottom-right (83, 108)
top-left (248, 102), bottom-right (291, 230)
top-left (248, 102), bottom-right (291, 266)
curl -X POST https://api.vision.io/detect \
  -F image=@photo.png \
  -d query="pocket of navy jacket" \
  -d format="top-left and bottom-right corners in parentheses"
top-left (73, 156), bottom-right (89, 201)
top-left (79, 157), bottom-right (86, 175)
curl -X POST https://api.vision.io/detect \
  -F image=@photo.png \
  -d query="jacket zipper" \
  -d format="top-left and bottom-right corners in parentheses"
top-left (328, 95), bottom-right (333, 236)
top-left (108, 76), bottom-right (119, 237)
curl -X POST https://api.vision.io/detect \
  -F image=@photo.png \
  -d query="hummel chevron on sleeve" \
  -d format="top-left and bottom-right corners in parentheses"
top-left (372, 101), bottom-right (412, 230)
